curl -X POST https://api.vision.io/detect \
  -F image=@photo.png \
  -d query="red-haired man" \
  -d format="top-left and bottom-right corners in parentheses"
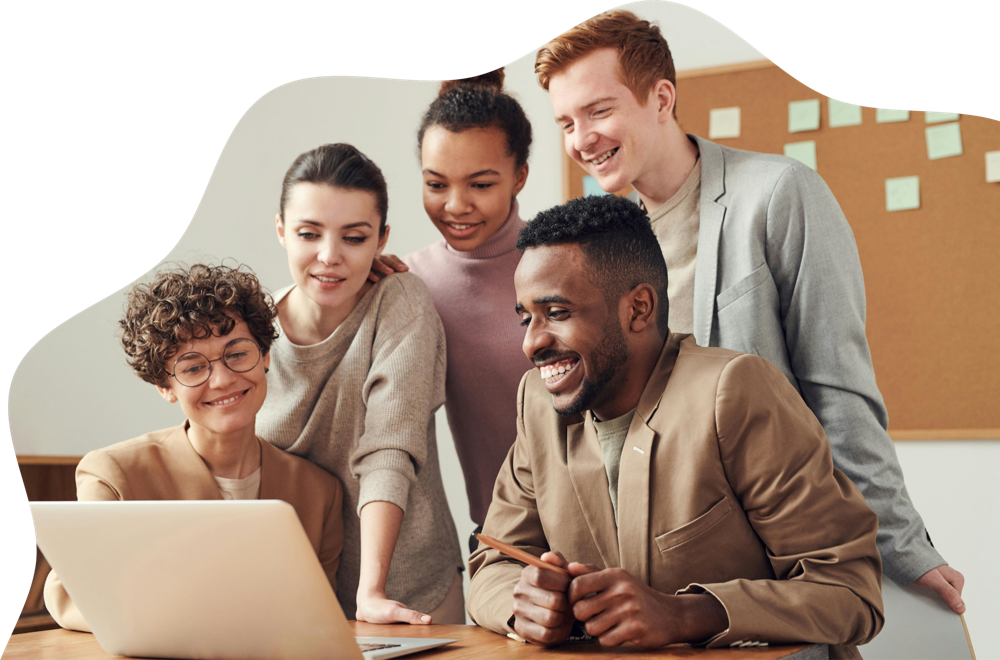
top-left (533, 8), bottom-right (962, 614)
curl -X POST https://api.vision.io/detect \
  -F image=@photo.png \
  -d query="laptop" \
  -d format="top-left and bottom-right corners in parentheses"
top-left (30, 500), bottom-right (456, 659)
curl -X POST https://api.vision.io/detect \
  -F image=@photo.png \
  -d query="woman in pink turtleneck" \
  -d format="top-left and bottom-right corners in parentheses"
top-left (398, 69), bottom-right (536, 550)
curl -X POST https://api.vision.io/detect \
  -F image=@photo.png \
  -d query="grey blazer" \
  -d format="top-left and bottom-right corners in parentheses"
top-left (673, 135), bottom-right (943, 583)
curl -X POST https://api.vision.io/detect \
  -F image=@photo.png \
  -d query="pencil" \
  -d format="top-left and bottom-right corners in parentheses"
top-left (475, 534), bottom-right (572, 577)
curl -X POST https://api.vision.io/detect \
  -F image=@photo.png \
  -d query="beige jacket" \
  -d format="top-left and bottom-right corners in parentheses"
top-left (43, 424), bottom-right (344, 632)
top-left (468, 334), bottom-right (884, 650)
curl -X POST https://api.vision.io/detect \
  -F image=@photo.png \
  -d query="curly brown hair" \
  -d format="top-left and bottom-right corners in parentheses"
top-left (120, 263), bottom-right (278, 386)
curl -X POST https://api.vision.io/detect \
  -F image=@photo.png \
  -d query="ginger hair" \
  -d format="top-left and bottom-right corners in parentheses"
top-left (535, 10), bottom-right (676, 111)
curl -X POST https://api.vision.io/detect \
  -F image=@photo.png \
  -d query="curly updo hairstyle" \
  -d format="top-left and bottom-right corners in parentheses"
top-left (120, 263), bottom-right (279, 386)
top-left (416, 68), bottom-right (532, 169)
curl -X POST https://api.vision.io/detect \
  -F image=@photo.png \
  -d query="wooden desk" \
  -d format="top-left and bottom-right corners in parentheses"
top-left (4, 623), bottom-right (826, 659)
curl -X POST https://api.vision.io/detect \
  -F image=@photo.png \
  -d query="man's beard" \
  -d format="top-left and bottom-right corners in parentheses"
top-left (555, 314), bottom-right (629, 417)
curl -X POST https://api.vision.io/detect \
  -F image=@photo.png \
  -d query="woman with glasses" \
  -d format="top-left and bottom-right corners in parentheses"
top-left (255, 143), bottom-right (464, 625)
top-left (43, 263), bottom-right (345, 633)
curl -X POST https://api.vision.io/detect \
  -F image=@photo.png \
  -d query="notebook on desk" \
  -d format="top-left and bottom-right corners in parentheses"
top-left (31, 500), bottom-right (455, 659)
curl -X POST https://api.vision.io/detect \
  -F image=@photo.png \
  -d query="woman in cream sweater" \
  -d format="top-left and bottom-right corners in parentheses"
top-left (255, 143), bottom-right (464, 625)
top-left (44, 263), bottom-right (345, 632)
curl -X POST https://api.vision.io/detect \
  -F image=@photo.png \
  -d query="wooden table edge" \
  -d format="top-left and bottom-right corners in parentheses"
top-left (5, 624), bottom-right (828, 659)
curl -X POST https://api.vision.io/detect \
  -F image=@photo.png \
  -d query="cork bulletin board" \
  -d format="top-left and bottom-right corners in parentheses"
top-left (563, 61), bottom-right (1000, 439)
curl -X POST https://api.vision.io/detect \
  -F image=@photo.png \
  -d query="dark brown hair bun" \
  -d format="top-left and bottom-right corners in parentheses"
top-left (438, 68), bottom-right (505, 95)
top-left (419, 67), bottom-right (531, 169)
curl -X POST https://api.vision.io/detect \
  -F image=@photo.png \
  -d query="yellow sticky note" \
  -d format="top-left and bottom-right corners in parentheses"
top-left (925, 123), bottom-right (963, 160)
top-left (886, 176), bottom-right (920, 211)
top-left (788, 99), bottom-right (820, 133)
top-left (925, 111), bottom-right (960, 124)
top-left (784, 141), bottom-right (817, 170)
top-left (828, 99), bottom-right (862, 127)
top-left (876, 109), bottom-right (910, 123)
top-left (709, 107), bottom-right (741, 139)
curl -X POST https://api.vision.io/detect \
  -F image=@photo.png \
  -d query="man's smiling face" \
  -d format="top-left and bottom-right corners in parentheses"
top-left (515, 243), bottom-right (628, 417)
top-left (548, 48), bottom-right (661, 195)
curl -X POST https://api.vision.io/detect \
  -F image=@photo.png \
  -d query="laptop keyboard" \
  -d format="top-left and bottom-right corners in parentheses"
top-left (357, 642), bottom-right (402, 652)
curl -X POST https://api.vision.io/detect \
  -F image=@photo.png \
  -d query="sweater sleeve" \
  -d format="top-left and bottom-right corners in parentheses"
top-left (44, 450), bottom-right (124, 632)
top-left (350, 276), bottom-right (447, 514)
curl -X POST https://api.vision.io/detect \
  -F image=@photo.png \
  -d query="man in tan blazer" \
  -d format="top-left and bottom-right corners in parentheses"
top-left (467, 194), bottom-right (883, 654)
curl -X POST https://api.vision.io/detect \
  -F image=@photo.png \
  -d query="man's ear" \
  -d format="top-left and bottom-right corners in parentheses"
top-left (651, 79), bottom-right (677, 123)
top-left (625, 284), bottom-right (657, 333)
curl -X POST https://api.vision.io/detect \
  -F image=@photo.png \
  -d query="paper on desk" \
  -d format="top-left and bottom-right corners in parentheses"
top-left (886, 176), bottom-right (920, 211)
top-left (926, 111), bottom-right (960, 123)
top-left (784, 141), bottom-right (817, 170)
top-left (987, 151), bottom-right (1000, 183)
top-left (583, 175), bottom-right (608, 197)
top-left (877, 109), bottom-right (910, 123)
top-left (788, 99), bottom-right (821, 133)
top-left (926, 122), bottom-right (963, 160)
top-left (828, 99), bottom-right (862, 127)
top-left (709, 107), bottom-right (741, 139)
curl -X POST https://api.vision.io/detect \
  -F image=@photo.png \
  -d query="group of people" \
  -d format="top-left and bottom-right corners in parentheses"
top-left (43, 9), bottom-right (964, 656)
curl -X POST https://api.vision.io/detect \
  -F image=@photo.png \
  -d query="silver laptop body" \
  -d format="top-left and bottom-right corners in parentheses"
top-left (30, 500), bottom-right (454, 659)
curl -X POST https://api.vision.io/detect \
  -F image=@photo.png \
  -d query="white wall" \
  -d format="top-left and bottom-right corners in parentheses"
top-left (3, 1), bottom-right (997, 657)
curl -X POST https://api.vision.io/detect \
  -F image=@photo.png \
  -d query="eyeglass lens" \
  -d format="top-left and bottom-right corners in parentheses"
top-left (172, 338), bottom-right (261, 387)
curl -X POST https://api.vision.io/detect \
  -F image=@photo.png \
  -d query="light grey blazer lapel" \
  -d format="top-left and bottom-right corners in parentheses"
top-left (692, 136), bottom-right (728, 347)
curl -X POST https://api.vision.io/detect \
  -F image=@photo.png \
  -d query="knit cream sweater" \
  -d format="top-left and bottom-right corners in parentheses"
top-left (256, 273), bottom-right (463, 618)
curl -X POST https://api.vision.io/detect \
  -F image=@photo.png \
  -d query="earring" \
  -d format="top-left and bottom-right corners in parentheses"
top-left (265, 368), bottom-right (269, 374)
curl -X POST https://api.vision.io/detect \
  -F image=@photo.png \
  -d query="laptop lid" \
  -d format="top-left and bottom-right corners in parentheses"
top-left (31, 500), bottom-right (363, 660)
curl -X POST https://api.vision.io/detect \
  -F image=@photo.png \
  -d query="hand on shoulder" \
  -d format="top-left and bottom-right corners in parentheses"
top-left (368, 253), bottom-right (409, 283)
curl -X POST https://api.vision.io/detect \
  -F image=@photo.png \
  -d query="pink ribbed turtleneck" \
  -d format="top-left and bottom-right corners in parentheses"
top-left (403, 201), bottom-right (531, 526)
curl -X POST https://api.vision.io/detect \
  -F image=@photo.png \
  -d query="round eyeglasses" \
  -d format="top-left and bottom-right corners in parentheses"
top-left (165, 338), bottom-right (263, 387)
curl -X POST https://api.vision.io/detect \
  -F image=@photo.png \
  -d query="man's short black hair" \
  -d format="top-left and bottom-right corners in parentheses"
top-left (517, 194), bottom-right (669, 335)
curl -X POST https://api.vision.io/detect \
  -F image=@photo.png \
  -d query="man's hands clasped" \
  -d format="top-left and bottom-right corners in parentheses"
top-left (511, 552), bottom-right (728, 649)
top-left (511, 552), bottom-right (575, 646)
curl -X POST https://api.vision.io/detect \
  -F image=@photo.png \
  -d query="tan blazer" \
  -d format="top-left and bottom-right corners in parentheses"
top-left (43, 424), bottom-right (345, 632)
top-left (468, 334), bottom-right (884, 650)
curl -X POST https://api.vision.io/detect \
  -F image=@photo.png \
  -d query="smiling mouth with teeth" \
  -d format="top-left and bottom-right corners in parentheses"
top-left (589, 147), bottom-right (619, 165)
top-left (206, 390), bottom-right (246, 406)
top-left (539, 357), bottom-right (579, 384)
top-left (446, 222), bottom-right (481, 231)
top-left (314, 274), bottom-right (345, 283)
